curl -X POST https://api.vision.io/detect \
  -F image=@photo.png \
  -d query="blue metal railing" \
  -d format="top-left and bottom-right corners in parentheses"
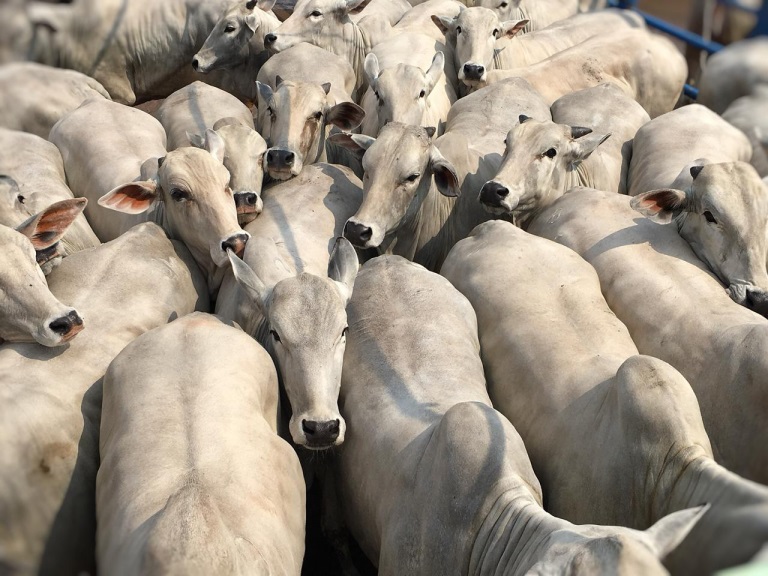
top-left (607, 0), bottom-right (767, 99)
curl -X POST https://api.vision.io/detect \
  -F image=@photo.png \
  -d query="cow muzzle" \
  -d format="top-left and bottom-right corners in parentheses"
top-left (291, 414), bottom-right (346, 449)
top-left (732, 284), bottom-right (768, 317)
top-left (234, 191), bottom-right (263, 225)
top-left (460, 62), bottom-right (486, 86)
top-left (192, 53), bottom-right (213, 74)
top-left (41, 309), bottom-right (84, 346)
top-left (344, 219), bottom-right (376, 248)
top-left (216, 232), bottom-right (250, 265)
top-left (266, 147), bottom-right (300, 180)
top-left (479, 181), bottom-right (517, 215)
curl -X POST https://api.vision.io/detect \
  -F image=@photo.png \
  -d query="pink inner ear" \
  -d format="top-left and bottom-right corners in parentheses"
top-left (100, 183), bottom-right (157, 214)
top-left (638, 198), bottom-right (663, 215)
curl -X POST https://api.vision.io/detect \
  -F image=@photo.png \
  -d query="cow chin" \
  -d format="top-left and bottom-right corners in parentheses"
top-left (267, 167), bottom-right (299, 181)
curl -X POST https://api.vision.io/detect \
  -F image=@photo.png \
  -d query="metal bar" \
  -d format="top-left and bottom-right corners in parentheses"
top-left (718, 0), bottom-right (760, 14)
top-left (684, 84), bottom-right (700, 99)
top-left (748, 1), bottom-right (768, 36)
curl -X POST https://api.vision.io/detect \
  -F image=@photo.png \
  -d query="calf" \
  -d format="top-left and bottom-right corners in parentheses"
top-left (443, 220), bottom-right (768, 575)
top-left (97, 313), bottom-right (305, 576)
top-left (0, 223), bottom-right (207, 576)
top-left (333, 254), bottom-right (705, 575)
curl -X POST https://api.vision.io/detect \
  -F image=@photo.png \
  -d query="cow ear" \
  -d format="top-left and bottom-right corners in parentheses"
top-left (328, 133), bottom-right (375, 158)
top-left (27, 3), bottom-right (68, 33)
top-left (228, 237), bottom-right (292, 313)
top-left (630, 189), bottom-right (689, 224)
top-left (244, 12), bottom-right (259, 33)
top-left (364, 52), bottom-right (380, 85)
top-left (321, 82), bottom-right (332, 95)
top-left (644, 504), bottom-right (709, 559)
top-left (569, 131), bottom-right (610, 163)
top-left (327, 102), bottom-right (366, 131)
top-left (99, 180), bottom-right (159, 214)
top-left (187, 131), bottom-right (206, 149)
top-left (16, 198), bottom-right (87, 251)
top-left (227, 250), bottom-right (270, 314)
top-left (255, 0), bottom-right (276, 10)
top-left (424, 51), bottom-right (445, 93)
top-left (204, 129), bottom-right (226, 164)
top-left (328, 237), bottom-right (359, 304)
top-left (345, 0), bottom-right (373, 14)
top-left (431, 15), bottom-right (456, 34)
top-left (501, 19), bottom-right (528, 38)
top-left (429, 146), bottom-right (460, 197)
top-left (256, 81), bottom-right (274, 105)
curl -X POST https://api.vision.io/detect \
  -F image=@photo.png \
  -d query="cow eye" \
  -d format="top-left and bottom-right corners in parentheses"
top-left (492, 28), bottom-right (499, 37)
top-left (270, 329), bottom-right (281, 343)
top-left (267, 106), bottom-right (275, 119)
top-left (309, 10), bottom-right (322, 17)
top-left (703, 210), bottom-right (718, 224)
top-left (17, 194), bottom-right (25, 204)
top-left (405, 173), bottom-right (420, 183)
top-left (224, 24), bottom-right (236, 33)
top-left (544, 148), bottom-right (557, 158)
top-left (169, 187), bottom-right (191, 202)
top-left (419, 89), bottom-right (426, 99)
top-left (456, 26), bottom-right (462, 34)
top-left (342, 326), bottom-right (349, 337)
top-left (312, 111), bottom-right (323, 121)
top-left (500, 1), bottom-right (509, 6)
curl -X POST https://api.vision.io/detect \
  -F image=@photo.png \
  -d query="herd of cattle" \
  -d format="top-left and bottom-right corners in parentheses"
top-left (2, 0), bottom-right (768, 574)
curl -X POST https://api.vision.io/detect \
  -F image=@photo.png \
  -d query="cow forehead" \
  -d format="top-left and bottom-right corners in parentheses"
top-left (458, 8), bottom-right (499, 31)
top-left (218, 124), bottom-right (268, 154)
top-left (295, 0), bottom-right (345, 13)
top-left (509, 120), bottom-right (570, 149)
top-left (269, 275), bottom-right (346, 339)
top-left (161, 148), bottom-right (230, 189)
top-left (276, 82), bottom-right (327, 112)
top-left (378, 65), bottom-right (426, 92)
top-left (695, 163), bottom-right (768, 217)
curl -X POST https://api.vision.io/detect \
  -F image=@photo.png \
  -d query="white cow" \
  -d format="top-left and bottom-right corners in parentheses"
top-left (360, 32), bottom-right (456, 136)
top-left (333, 254), bottom-right (705, 575)
top-left (462, 0), bottom-right (580, 30)
top-left (442, 219), bottom-right (768, 574)
top-left (0, 63), bottom-right (110, 138)
top-left (0, 128), bottom-right (100, 263)
top-left (255, 78), bottom-right (365, 180)
top-left (479, 29), bottom-right (688, 119)
top-left (333, 77), bottom-right (550, 270)
top-left (0, 223), bottom-right (207, 576)
top-left (479, 83), bottom-right (649, 228)
top-left (528, 187), bottom-right (768, 484)
top-left (434, 7), bottom-right (643, 89)
top-left (97, 313), bottom-right (305, 576)
top-left (627, 104), bottom-right (752, 196)
top-left (216, 163), bottom-right (362, 449)
top-left (393, 0), bottom-right (464, 42)
top-left (0, 199), bottom-right (86, 348)
top-left (49, 98), bottom-right (248, 297)
top-left (154, 82), bottom-right (267, 225)
top-left (264, 0), bottom-right (409, 95)
top-left (192, 0), bottom-right (281, 100)
top-left (26, 0), bottom-right (231, 104)
top-left (722, 87), bottom-right (768, 177)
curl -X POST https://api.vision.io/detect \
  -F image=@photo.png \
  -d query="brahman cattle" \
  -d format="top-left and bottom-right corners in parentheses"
top-left (443, 220), bottom-right (768, 574)
top-left (97, 313), bottom-right (305, 576)
top-left (0, 223), bottom-right (207, 576)
top-left (333, 254), bottom-right (705, 575)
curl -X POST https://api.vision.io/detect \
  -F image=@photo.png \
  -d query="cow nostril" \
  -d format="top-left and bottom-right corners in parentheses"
top-left (192, 58), bottom-right (199, 71)
top-left (49, 316), bottom-right (73, 336)
top-left (302, 420), bottom-right (317, 435)
top-left (264, 33), bottom-right (277, 46)
top-left (359, 227), bottom-right (372, 242)
top-left (267, 150), bottom-right (276, 164)
top-left (285, 152), bottom-right (295, 165)
top-left (235, 192), bottom-right (257, 207)
top-left (221, 233), bottom-right (249, 255)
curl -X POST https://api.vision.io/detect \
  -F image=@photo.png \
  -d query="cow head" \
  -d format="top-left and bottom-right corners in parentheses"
top-left (364, 51), bottom-right (446, 132)
top-left (432, 7), bottom-right (527, 88)
top-left (528, 506), bottom-right (708, 575)
top-left (479, 116), bottom-right (609, 226)
top-left (0, 175), bottom-right (33, 224)
top-left (0, 199), bottom-right (86, 347)
top-left (632, 161), bottom-right (768, 316)
top-left (189, 120), bottom-right (267, 225)
top-left (99, 145), bottom-right (249, 273)
top-left (329, 122), bottom-right (459, 249)
top-left (227, 236), bottom-right (359, 449)
top-left (470, 0), bottom-right (522, 21)
top-left (264, 0), bottom-right (373, 53)
top-left (193, 0), bottom-right (279, 73)
top-left (257, 79), bottom-right (364, 180)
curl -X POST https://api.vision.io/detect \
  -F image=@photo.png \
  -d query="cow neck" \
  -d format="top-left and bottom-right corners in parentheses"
top-left (468, 489), bottom-right (566, 576)
top-left (651, 448), bottom-right (768, 525)
top-left (344, 21), bottom-right (369, 97)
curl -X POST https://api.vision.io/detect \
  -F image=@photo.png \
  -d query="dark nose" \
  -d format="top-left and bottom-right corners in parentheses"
top-left (745, 287), bottom-right (768, 316)
top-left (463, 63), bottom-right (485, 80)
top-left (266, 149), bottom-right (295, 169)
top-left (222, 233), bottom-right (250, 257)
top-left (234, 192), bottom-right (258, 208)
top-left (50, 310), bottom-right (83, 336)
top-left (344, 220), bottom-right (373, 246)
top-left (264, 33), bottom-right (277, 47)
top-left (479, 181), bottom-right (509, 207)
top-left (191, 57), bottom-right (199, 71)
top-left (302, 419), bottom-right (340, 446)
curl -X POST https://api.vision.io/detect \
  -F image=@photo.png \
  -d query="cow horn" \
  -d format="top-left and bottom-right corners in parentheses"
top-left (424, 126), bottom-right (437, 139)
top-left (518, 114), bottom-right (531, 124)
top-left (570, 126), bottom-right (593, 139)
top-left (275, 74), bottom-right (284, 87)
top-left (245, 0), bottom-right (257, 9)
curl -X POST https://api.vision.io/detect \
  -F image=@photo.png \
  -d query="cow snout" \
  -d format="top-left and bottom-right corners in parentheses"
top-left (344, 220), bottom-right (373, 247)
top-left (463, 63), bottom-right (485, 81)
top-left (235, 192), bottom-right (258, 208)
top-left (745, 286), bottom-right (768, 317)
top-left (267, 149), bottom-right (295, 168)
top-left (479, 181), bottom-right (509, 206)
top-left (191, 57), bottom-right (200, 71)
top-left (264, 33), bottom-right (277, 48)
top-left (221, 233), bottom-right (250, 257)
top-left (302, 419), bottom-right (340, 447)
top-left (49, 310), bottom-right (84, 342)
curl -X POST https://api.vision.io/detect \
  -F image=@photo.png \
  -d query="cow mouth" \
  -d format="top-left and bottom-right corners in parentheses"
top-left (60, 322), bottom-right (84, 343)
